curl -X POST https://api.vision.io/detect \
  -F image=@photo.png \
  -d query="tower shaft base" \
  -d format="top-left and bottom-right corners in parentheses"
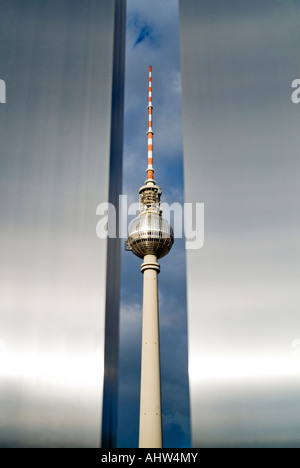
top-left (139, 254), bottom-right (162, 448)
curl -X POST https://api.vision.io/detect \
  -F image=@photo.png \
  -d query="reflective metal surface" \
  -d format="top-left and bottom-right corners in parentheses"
top-left (0, 0), bottom-right (125, 447)
top-left (128, 210), bottom-right (174, 259)
top-left (180, 0), bottom-right (300, 448)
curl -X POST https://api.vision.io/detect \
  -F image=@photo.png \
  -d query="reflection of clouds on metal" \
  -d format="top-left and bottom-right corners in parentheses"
top-left (0, 346), bottom-right (103, 391)
top-left (0, 0), bottom-right (126, 448)
top-left (0, 1), bottom-right (16, 67)
top-left (180, 0), bottom-right (300, 448)
top-left (190, 355), bottom-right (300, 383)
top-left (292, 339), bottom-right (300, 356)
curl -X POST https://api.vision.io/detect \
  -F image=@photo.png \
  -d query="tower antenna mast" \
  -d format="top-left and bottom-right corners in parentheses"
top-left (147, 65), bottom-right (154, 182)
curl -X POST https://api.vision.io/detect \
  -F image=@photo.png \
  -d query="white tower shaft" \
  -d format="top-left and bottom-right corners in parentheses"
top-left (139, 254), bottom-right (162, 448)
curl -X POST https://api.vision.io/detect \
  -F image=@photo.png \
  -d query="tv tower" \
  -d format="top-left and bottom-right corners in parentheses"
top-left (126, 66), bottom-right (174, 448)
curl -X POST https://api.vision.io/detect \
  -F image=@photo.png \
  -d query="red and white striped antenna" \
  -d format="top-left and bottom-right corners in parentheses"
top-left (146, 65), bottom-right (154, 183)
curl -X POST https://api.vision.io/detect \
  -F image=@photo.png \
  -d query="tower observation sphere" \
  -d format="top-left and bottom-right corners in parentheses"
top-left (127, 183), bottom-right (174, 259)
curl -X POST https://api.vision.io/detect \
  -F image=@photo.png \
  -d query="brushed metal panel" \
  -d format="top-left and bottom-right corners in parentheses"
top-left (0, 0), bottom-right (125, 447)
top-left (179, 0), bottom-right (300, 447)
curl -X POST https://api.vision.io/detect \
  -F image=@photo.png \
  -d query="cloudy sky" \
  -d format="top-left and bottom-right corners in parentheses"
top-left (117, 0), bottom-right (190, 448)
top-left (119, 0), bottom-right (300, 448)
